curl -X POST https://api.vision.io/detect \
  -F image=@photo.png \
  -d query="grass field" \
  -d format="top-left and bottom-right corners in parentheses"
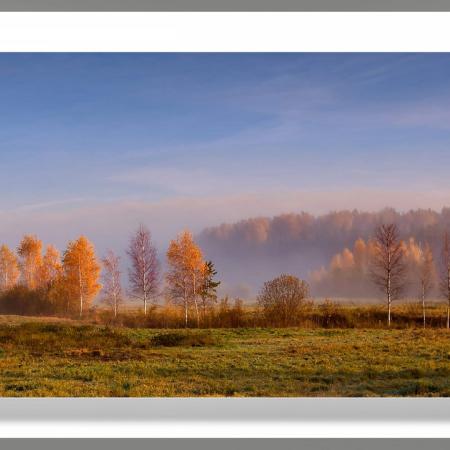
top-left (0, 316), bottom-right (449, 397)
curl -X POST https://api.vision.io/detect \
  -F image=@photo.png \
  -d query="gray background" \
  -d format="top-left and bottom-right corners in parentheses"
top-left (0, 440), bottom-right (449, 450)
top-left (1, 0), bottom-right (450, 11)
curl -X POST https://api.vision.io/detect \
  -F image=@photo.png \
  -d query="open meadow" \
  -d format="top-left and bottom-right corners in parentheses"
top-left (0, 315), bottom-right (449, 397)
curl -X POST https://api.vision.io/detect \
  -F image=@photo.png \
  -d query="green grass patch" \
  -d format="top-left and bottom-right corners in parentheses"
top-left (0, 317), bottom-right (449, 397)
top-left (151, 331), bottom-right (217, 347)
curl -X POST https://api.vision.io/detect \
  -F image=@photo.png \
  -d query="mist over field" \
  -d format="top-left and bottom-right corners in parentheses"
top-left (198, 207), bottom-right (450, 299)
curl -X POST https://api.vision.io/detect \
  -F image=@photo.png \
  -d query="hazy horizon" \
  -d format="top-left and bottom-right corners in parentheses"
top-left (3, 206), bottom-right (450, 300)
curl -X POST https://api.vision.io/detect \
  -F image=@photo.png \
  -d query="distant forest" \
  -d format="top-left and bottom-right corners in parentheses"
top-left (199, 208), bottom-right (450, 298)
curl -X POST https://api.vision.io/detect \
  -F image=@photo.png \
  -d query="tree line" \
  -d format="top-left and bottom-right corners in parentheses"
top-left (0, 235), bottom-right (100, 317)
top-left (1, 222), bottom-right (450, 329)
top-left (0, 226), bottom-right (220, 326)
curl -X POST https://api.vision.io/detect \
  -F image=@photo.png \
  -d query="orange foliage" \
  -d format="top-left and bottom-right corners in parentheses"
top-left (38, 245), bottom-right (62, 290)
top-left (166, 230), bottom-right (205, 326)
top-left (0, 245), bottom-right (20, 292)
top-left (62, 236), bottom-right (101, 317)
top-left (17, 235), bottom-right (43, 289)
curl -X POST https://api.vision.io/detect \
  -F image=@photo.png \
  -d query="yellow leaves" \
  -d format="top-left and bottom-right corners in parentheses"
top-left (166, 230), bottom-right (206, 325)
top-left (310, 237), bottom-right (380, 298)
top-left (327, 238), bottom-right (376, 275)
top-left (0, 245), bottom-right (20, 291)
top-left (17, 235), bottom-right (42, 258)
top-left (167, 230), bottom-right (204, 274)
top-left (2, 234), bottom-right (102, 317)
top-left (38, 245), bottom-right (62, 289)
top-left (16, 236), bottom-right (63, 291)
top-left (17, 234), bottom-right (43, 289)
top-left (330, 248), bottom-right (354, 271)
top-left (402, 237), bottom-right (423, 266)
top-left (353, 238), bottom-right (368, 267)
top-left (62, 236), bottom-right (101, 309)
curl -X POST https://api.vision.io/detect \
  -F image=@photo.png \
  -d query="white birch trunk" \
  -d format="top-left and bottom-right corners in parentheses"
top-left (387, 250), bottom-right (391, 327)
top-left (193, 272), bottom-right (200, 328)
top-left (184, 280), bottom-right (188, 328)
top-left (78, 255), bottom-right (83, 318)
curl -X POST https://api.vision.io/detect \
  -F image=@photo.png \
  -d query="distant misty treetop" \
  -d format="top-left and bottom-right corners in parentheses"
top-left (199, 208), bottom-right (450, 254)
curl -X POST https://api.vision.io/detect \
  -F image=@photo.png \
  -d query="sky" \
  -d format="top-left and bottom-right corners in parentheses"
top-left (2, 53), bottom-right (450, 255)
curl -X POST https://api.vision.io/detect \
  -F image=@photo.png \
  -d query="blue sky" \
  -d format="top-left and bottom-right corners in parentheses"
top-left (2, 53), bottom-right (450, 252)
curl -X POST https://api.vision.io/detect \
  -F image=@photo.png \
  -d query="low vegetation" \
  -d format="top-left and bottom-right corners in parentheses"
top-left (3, 222), bottom-right (450, 329)
top-left (0, 316), bottom-right (448, 397)
top-left (85, 300), bottom-right (450, 329)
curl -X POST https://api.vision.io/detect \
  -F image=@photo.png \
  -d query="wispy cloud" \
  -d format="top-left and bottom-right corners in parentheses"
top-left (108, 167), bottom-right (221, 196)
top-left (11, 197), bottom-right (88, 213)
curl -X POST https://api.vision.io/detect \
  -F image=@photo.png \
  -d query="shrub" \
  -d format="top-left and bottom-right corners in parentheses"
top-left (257, 274), bottom-right (309, 326)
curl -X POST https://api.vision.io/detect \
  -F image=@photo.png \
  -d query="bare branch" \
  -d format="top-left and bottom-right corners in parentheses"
top-left (127, 224), bottom-right (160, 315)
top-left (101, 250), bottom-right (123, 318)
top-left (370, 223), bottom-right (407, 326)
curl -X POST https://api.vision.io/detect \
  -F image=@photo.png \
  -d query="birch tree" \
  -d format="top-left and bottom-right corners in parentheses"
top-left (370, 224), bottom-right (406, 327)
top-left (38, 245), bottom-right (62, 290)
top-left (127, 225), bottom-right (160, 315)
top-left (101, 250), bottom-right (123, 318)
top-left (17, 234), bottom-right (43, 289)
top-left (440, 232), bottom-right (450, 329)
top-left (0, 245), bottom-right (20, 292)
top-left (62, 236), bottom-right (101, 317)
top-left (166, 230), bottom-right (204, 327)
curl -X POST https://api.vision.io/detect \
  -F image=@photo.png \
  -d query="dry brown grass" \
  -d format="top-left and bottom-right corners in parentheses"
top-left (0, 317), bottom-right (449, 397)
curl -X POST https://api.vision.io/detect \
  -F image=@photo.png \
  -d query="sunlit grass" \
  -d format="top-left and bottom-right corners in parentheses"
top-left (0, 316), bottom-right (448, 397)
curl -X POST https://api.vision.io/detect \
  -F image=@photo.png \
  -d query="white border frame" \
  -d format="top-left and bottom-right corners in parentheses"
top-left (0, 11), bottom-right (450, 439)
top-left (0, 12), bottom-right (450, 52)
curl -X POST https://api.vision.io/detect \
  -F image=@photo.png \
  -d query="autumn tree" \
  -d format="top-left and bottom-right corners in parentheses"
top-left (166, 230), bottom-right (205, 327)
top-left (62, 236), bottom-right (101, 317)
top-left (257, 274), bottom-right (309, 326)
top-left (370, 224), bottom-right (406, 327)
top-left (417, 243), bottom-right (435, 328)
top-left (127, 225), bottom-right (160, 315)
top-left (17, 234), bottom-right (43, 289)
top-left (0, 245), bottom-right (20, 292)
top-left (198, 260), bottom-right (221, 321)
top-left (101, 250), bottom-right (123, 318)
top-left (440, 232), bottom-right (450, 329)
top-left (38, 245), bottom-right (62, 290)
top-left (310, 238), bottom-right (378, 299)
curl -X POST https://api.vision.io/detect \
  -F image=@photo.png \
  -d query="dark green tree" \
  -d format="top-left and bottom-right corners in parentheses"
top-left (199, 261), bottom-right (221, 322)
